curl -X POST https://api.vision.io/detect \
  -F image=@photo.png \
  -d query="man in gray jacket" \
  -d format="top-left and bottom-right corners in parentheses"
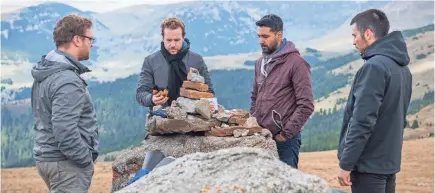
top-left (136, 17), bottom-right (214, 108)
top-left (31, 14), bottom-right (98, 192)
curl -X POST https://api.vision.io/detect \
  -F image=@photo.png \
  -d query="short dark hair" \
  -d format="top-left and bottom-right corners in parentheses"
top-left (256, 14), bottom-right (283, 32)
top-left (161, 17), bottom-right (186, 37)
top-left (53, 14), bottom-right (92, 48)
top-left (350, 9), bottom-right (390, 39)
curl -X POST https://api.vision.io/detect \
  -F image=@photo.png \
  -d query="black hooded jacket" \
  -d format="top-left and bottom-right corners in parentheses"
top-left (338, 31), bottom-right (413, 174)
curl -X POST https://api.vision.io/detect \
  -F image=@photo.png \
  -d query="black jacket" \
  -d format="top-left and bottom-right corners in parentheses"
top-left (338, 31), bottom-right (412, 174)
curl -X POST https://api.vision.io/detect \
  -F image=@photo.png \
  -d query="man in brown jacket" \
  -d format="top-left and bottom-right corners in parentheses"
top-left (250, 14), bottom-right (314, 168)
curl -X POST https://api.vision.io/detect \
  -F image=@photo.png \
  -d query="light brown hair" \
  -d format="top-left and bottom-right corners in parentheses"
top-left (161, 17), bottom-right (186, 37)
top-left (53, 14), bottom-right (93, 48)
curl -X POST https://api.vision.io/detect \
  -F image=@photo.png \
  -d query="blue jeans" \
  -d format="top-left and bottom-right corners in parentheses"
top-left (275, 132), bottom-right (302, 169)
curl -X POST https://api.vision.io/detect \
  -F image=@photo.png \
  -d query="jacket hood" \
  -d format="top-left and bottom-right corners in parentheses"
top-left (266, 38), bottom-right (300, 63)
top-left (31, 50), bottom-right (91, 82)
top-left (362, 31), bottom-right (410, 66)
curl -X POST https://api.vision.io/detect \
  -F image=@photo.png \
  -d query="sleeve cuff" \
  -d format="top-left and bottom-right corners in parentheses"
top-left (339, 162), bottom-right (354, 171)
top-left (146, 94), bottom-right (154, 106)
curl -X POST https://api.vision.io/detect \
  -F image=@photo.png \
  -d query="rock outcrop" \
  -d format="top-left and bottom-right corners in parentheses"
top-left (111, 132), bottom-right (278, 192)
top-left (115, 147), bottom-right (332, 193)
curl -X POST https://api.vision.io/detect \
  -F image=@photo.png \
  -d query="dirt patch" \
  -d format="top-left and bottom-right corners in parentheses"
top-left (300, 138), bottom-right (434, 193)
top-left (1, 139), bottom-right (433, 193)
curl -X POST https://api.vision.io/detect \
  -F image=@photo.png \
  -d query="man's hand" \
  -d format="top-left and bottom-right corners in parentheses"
top-left (152, 94), bottom-right (168, 105)
top-left (275, 134), bottom-right (287, 142)
top-left (338, 169), bottom-right (352, 186)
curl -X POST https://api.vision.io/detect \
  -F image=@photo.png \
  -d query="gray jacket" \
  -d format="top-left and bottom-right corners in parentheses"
top-left (31, 49), bottom-right (99, 168)
top-left (136, 50), bottom-right (214, 107)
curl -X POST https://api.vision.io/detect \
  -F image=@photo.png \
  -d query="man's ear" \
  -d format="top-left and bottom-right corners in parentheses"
top-left (364, 29), bottom-right (374, 41)
top-left (276, 31), bottom-right (283, 40)
top-left (71, 35), bottom-right (80, 47)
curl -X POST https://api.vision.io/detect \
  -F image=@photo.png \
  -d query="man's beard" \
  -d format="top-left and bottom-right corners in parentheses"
top-left (261, 41), bottom-right (278, 55)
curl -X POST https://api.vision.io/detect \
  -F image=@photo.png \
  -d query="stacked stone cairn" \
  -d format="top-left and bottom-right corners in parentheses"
top-left (146, 67), bottom-right (265, 138)
top-left (111, 68), bottom-right (276, 192)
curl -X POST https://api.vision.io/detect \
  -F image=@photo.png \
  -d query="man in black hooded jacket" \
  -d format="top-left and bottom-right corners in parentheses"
top-left (337, 9), bottom-right (412, 193)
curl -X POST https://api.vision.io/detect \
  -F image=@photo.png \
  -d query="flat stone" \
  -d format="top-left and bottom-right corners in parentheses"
top-left (207, 126), bottom-right (246, 137)
top-left (228, 116), bottom-right (247, 126)
top-left (176, 97), bottom-right (197, 113)
top-left (207, 126), bottom-right (263, 137)
top-left (194, 99), bottom-right (212, 120)
top-left (180, 88), bottom-right (214, 99)
top-left (182, 81), bottom-right (209, 92)
top-left (146, 116), bottom-right (220, 136)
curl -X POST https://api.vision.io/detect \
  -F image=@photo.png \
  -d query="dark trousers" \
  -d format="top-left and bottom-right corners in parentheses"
top-left (351, 171), bottom-right (396, 193)
top-left (275, 132), bottom-right (301, 168)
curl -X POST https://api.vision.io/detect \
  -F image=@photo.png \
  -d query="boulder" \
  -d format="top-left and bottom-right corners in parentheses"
top-left (115, 147), bottom-right (331, 193)
top-left (111, 133), bottom-right (277, 192)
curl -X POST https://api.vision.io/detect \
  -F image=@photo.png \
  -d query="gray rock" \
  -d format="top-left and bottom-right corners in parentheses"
top-left (111, 134), bottom-right (278, 192)
top-left (190, 73), bottom-right (205, 83)
top-left (176, 97), bottom-right (197, 114)
top-left (233, 129), bottom-right (249, 138)
top-left (165, 106), bottom-right (187, 120)
top-left (194, 99), bottom-right (211, 120)
top-left (187, 68), bottom-right (205, 83)
top-left (116, 147), bottom-right (331, 193)
top-left (213, 110), bottom-right (232, 122)
top-left (260, 129), bottom-right (272, 138)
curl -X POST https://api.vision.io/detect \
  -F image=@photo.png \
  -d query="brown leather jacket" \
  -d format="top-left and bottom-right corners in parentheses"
top-left (250, 40), bottom-right (314, 140)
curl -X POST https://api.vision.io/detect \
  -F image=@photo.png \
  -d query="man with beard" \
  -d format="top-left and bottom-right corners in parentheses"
top-left (249, 14), bottom-right (315, 169)
top-left (136, 17), bottom-right (215, 109)
top-left (337, 9), bottom-right (412, 193)
top-left (31, 15), bottom-right (99, 192)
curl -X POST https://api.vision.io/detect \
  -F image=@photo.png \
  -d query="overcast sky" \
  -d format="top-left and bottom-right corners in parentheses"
top-left (2, 0), bottom-right (191, 13)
